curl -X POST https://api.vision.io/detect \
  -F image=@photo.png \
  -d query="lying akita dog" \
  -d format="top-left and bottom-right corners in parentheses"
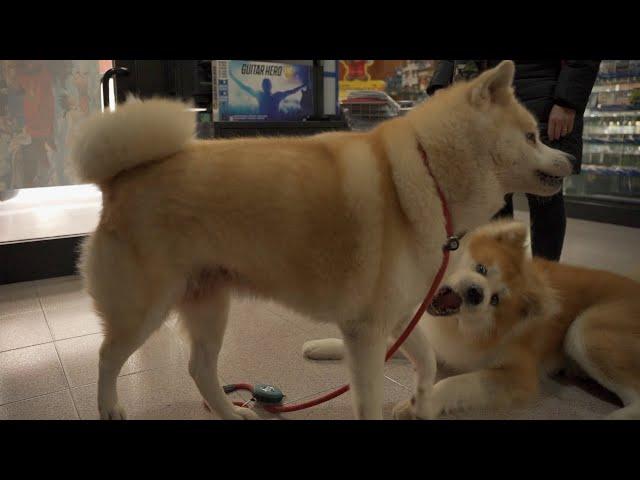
top-left (71, 61), bottom-right (574, 420)
top-left (305, 220), bottom-right (640, 419)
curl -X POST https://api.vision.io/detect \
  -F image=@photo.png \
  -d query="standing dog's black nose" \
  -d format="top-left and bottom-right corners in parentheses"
top-left (466, 285), bottom-right (484, 306)
top-left (566, 153), bottom-right (579, 174)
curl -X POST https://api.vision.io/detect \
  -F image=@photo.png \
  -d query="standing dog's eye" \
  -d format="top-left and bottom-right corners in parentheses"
top-left (490, 294), bottom-right (500, 306)
top-left (476, 264), bottom-right (488, 276)
top-left (525, 132), bottom-right (536, 144)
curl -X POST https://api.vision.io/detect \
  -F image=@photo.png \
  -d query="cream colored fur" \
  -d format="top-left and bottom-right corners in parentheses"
top-left (73, 61), bottom-right (574, 420)
top-left (70, 98), bottom-right (196, 184)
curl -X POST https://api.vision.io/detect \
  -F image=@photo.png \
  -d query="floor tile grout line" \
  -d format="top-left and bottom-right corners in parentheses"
top-left (384, 374), bottom-right (412, 392)
top-left (280, 381), bottom-right (350, 406)
top-left (275, 373), bottom-right (411, 410)
top-left (0, 387), bottom-right (72, 409)
top-left (0, 328), bottom-right (106, 356)
top-left (68, 358), bottom-right (190, 391)
top-left (37, 295), bottom-right (81, 420)
top-left (0, 330), bottom-right (106, 357)
top-left (0, 307), bottom-right (47, 319)
top-left (262, 305), bottom-right (331, 336)
top-left (0, 339), bottom-right (56, 356)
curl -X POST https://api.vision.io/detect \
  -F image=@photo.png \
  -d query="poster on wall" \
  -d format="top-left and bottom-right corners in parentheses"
top-left (338, 60), bottom-right (387, 101)
top-left (0, 60), bottom-right (106, 191)
top-left (212, 60), bottom-right (313, 121)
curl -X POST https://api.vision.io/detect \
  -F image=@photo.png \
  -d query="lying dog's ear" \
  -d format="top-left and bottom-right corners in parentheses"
top-left (469, 60), bottom-right (515, 107)
top-left (487, 220), bottom-right (528, 251)
top-left (496, 222), bottom-right (527, 251)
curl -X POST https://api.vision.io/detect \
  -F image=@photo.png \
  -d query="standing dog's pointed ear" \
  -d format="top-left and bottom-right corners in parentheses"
top-left (469, 60), bottom-right (515, 107)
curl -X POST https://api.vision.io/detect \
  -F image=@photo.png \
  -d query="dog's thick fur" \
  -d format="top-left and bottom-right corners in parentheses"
top-left (305, 220), bottom-right (640, 419)
top-left (72, 61), bottom-right (574, 420)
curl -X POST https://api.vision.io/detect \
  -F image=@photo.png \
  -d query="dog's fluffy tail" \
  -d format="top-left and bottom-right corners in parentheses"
top-left (70, 98), bottom-right (196, 185)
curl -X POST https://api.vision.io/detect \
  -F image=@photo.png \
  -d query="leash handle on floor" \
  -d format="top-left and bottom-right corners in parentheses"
top-left (222, 142), bottom-right (457, 415)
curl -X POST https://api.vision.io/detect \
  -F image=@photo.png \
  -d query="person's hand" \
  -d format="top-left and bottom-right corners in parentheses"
top-left (548, 104), bottom-right (576, 141)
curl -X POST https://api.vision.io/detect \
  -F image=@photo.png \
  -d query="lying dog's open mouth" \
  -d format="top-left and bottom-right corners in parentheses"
top-left (427, 286), bottom-right (463, 316)
top-left (535, 170), bottom-right (564, 188)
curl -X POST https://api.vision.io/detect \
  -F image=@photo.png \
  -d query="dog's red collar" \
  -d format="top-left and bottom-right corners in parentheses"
top-left (417, 142), bottom-right (465, 251)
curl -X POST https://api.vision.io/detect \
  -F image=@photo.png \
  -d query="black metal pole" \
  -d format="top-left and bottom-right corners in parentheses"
top-left (311, 60), bottom-right (324, 120)
top-left (100, 67), bottom-right (130, 110)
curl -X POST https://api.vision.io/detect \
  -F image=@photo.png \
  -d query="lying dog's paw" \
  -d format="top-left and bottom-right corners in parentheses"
top-left (302, 338), bottom-right (345, 360)
top-left (393, 396), bottom-right (443, 420)
top-left (99, 403), bottom-right (127, 420)
top-left (392, 399), bottom-right (417, 420)
top-left (232, 406), bottom-right (259, 420)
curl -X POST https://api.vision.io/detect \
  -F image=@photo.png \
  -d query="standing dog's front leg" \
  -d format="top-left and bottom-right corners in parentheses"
top-left (391, 320), bottom-right (438, 420)
top-left (341, 325), bottom-right (387, 420)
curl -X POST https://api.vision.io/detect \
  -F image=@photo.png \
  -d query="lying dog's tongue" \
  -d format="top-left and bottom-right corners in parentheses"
top-left (427, 287), bottom-right (462, 316)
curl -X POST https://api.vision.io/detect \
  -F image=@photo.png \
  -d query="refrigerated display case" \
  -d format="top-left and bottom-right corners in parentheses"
top-left (1, 60), bottom-right (346, 284)
top-left (0, 61), bottom-right (112, 284)
top-left (563, 60), bottom-right (640, 227)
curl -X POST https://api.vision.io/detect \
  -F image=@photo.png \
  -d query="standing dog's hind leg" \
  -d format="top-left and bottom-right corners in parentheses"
top-left (179, 287), bottom-right (257, 420)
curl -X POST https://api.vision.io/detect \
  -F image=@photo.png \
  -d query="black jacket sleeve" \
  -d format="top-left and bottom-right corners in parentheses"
top-left (426, 60), bottom-right (455, 95)
top-left (553, 60), bottom-right (601, 113)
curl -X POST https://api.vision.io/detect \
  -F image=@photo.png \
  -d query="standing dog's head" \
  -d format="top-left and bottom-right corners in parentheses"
top-left (428, 220), bottom-right (556, 339)
top-left (412, 61), bottom-right (575, 198)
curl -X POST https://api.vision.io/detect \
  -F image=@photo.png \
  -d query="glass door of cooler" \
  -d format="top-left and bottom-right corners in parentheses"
top-left (564, 60), bottom-right (640, 204)
top-left (0, 60), bottom-right (113, 245)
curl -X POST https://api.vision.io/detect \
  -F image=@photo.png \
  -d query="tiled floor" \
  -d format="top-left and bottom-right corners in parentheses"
top-left (0, 213), bottom-right (638, 420)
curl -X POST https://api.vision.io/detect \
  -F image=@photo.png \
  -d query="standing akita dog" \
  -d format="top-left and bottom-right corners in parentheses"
top-left (71, 60), bottom-right (574, 420)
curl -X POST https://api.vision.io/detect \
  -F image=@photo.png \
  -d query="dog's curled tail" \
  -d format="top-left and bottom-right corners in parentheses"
top-left (69, 97), bottom-right (196, 185)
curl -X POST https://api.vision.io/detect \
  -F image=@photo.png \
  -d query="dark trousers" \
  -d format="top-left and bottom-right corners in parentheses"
top-left (493, 191), bottom-right (566, 261)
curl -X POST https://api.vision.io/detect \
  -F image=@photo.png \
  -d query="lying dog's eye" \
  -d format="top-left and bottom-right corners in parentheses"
top-left (476, 264), bottom-right (488, 276)
top-left (490, 294), bottom-right (500, 306)
top-left (525, 132), bottom-right (536, 144)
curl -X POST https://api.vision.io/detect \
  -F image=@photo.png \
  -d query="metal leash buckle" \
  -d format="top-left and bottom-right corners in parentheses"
top-left (443, 236), bottom-right (460, 251)
top-left (443, 234), bottom-right (464, 252)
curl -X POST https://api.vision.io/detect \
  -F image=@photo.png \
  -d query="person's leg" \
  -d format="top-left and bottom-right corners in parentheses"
top-left (492, 194), bottom-right (514, 220)
top-left (526, 190), bottom-right (566, 261)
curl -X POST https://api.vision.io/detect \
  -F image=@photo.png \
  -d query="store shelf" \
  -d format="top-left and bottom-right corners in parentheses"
top-left (584, 135), bottom-right (640, 143)
top-left (582, 164), bottom-right (640, 176)
top-left (565, 62), bottom-right (640, 214)
top-left (584, 110), bottom-right (640, 118)
top-left (583, 149), bottom-right (640, 158)
top-left (597, 70), bottom-right (640, 81)
top-left (592, 82), bottom-right (640, 93)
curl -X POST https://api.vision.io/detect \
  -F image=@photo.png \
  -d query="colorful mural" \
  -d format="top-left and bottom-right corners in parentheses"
top-left (0, 60), bottom-right (107, 190)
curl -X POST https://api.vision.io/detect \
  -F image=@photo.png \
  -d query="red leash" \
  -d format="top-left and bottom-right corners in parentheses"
top-left (220, 143), bottom-right (459, 415)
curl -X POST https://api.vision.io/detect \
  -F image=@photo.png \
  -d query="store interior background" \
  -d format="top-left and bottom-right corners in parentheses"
top-left (0, 60), bottom-right (639, 419)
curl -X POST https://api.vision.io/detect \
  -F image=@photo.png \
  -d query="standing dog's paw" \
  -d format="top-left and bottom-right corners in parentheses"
top-left (99, 404), bottom-right (127, 420)
top-left (232, 406), bottom-right (259, 420)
